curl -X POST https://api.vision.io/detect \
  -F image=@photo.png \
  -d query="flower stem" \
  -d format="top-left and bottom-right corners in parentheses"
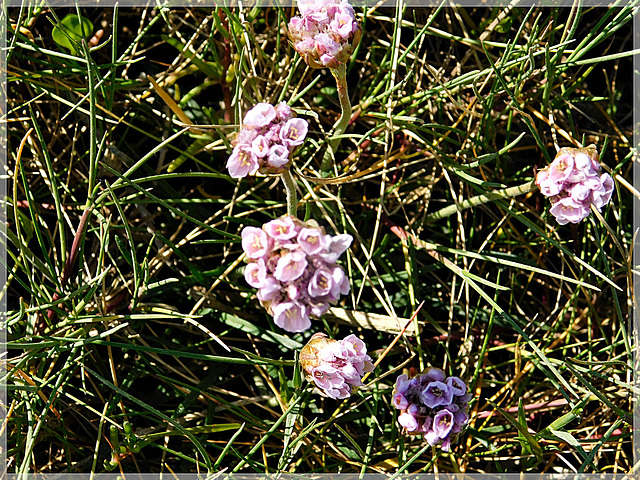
top-left (282, 169), bottom-right (298, 218)
top-left (426, 180), bottom-right (538, 223)
top-left (320, 63), bottom-right (351, 173)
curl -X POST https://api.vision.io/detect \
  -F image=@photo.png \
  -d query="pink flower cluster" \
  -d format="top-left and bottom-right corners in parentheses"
top-left (241, 215), bottom-right (352, 332)
top-left (288, 0), bottom-right (361, 69)
top-left (535, 145), bottom-right (614, 225)
top-left (392, 368), bottom-right (471, 451)
top-left (227, 102), bottom-right (309, 178)
top-left (300, 333), bottom-right (374, 399)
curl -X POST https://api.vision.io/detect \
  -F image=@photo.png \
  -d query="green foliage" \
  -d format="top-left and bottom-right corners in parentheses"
top-left (5, 3), bottom-right (635, 474)
top-left (51, 13), bottom-right (93, 55)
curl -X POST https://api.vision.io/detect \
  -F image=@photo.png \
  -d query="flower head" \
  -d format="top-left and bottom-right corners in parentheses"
top-left (392, 367), bottom-right (471, 451)
top-left (288, 0), bottom-right (361, 69)
top-left (241, 215), bottom-right (353, 332)
top-left (227, 102), bottom-right (308, 178)
top-left (536, 145), bottom-right (614, 224)
top-left (300, 332), bottom-right (374, 398)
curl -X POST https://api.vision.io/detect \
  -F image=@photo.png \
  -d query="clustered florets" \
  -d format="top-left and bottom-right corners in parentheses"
top-left (227, 102), bottom-right (309, 178)
top-left (288, 0), bottom-right (361, 69)
top-left (241, 214), bottom-right (352, 332)
top-left (535, 145), bottom-right (614, 225)
top-left (392, 368), bottom-right (471, 451)
top-left (300, 333), bottom-right (374, 399)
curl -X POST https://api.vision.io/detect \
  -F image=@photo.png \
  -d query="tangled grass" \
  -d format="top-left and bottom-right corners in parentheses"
top-left (4, 2), bottom-right (636, 474)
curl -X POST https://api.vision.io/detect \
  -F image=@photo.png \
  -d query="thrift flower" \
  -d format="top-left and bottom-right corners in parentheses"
top-left (227, 144), bottom-right (260, 179)
top-left (392, 367), bottom-right (471, 452)
top-left (300, 332), bottom-right (374, 399)
top-left (420, 381), bottom-right (453, 408)
top-left (241, 215), bottom-right (353, 332)
top-left (227, 102), bottom-right (308, 178)
top-left (272, 301), bottom-right (310, 332)
top-left (288, 0), bottom-right (361, 69)
top-left (535, 145), bottom-right (614, 224)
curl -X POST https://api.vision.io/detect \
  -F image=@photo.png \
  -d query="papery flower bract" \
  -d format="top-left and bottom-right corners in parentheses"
top-left (536, 145), bottom-right (614, 224)
top-left (300, 332), bottom-right (374, 399)
top-left (392, 368), bottom-right (471, 451)
top-left (241, 215), bottom-right (353, 332)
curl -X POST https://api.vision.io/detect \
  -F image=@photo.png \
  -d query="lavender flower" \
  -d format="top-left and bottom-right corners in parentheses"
top-left (227, 102), bottom-right (308, 178)
top-left (535, 145), bottom-right (614, 225)
top-left (420, 381), bottom-right (453, 408)
top-left (392, 367), bottom-right (471, 451)
top-left (288, 0), bottom-right (361, 69)
top-left (300, 333), bottom-right (374, 399)
top-left (241, 215), bottom-right (353, 332)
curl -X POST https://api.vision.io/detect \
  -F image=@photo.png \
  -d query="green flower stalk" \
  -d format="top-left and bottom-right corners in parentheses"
top-left (320, 63), bottom-right (351, 172)
top-left (287, 0), bottom-right (360, 172)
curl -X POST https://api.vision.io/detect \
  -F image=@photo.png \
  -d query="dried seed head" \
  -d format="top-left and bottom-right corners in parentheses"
top-left (299, 333), bottom-right (336, 375)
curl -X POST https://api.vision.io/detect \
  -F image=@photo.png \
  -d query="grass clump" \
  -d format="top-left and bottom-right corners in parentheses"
top-left (4, 2), bottom-right (635, 474)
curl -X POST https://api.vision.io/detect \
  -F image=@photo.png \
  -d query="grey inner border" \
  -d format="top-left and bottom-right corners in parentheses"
top-left (633, 5), bottom-right (639, 476)
top-left (2, 0), bottom-right (638, 477)
top-left (0, 474), bottom-right (635, 479)
top-left (1, 0), bottom-right (633, 7)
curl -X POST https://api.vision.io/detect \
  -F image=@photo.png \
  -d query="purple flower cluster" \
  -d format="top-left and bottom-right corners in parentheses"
top-left (535, 145), bottom-right (614, 225)
top-left (392, 368), bottom-right (471, 451)
top-left (288, 0), bottom-right (361, 69)
top-left (300, 333), bottom-right (374, 399)
top-left (241, 215), bottom-right (352, 332)
top-left (227, 102), bottom-right (308, 178)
